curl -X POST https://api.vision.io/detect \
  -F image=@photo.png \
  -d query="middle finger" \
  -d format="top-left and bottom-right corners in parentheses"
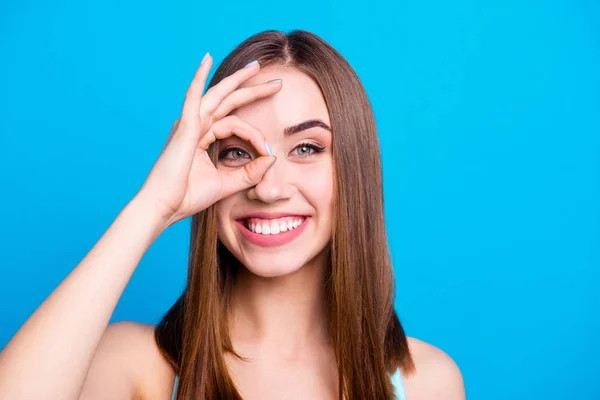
top-left (212, 79), bottom-right (283, 121)
top-left (200, 61), bottom-right (263, 119)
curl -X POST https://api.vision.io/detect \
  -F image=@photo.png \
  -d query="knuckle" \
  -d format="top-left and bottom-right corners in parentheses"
top-left (225, 95), bottom-right (243, 110)
top-left (199, 131), bottom-right (215, 149)
top-left (222, 114), bottom-right (239, 125)
top-left (249, 86), bottom-right (265, 101)
top-left (206, 131), bottom-right (216, 143)
top-left (217, 115), bottom-right (236, 130)
top-left (210, 120), bottom-right (223, 134)
top-left (198, 104), bottom-right (211, 121)
top-left (219, 97), bottom-right (232, 111)
top-left (221, 73), bottom-right (238, 86)
top-left (222, 70), bottom-right (246, 88)
top-left (242, 163), bottom-right (258, 185)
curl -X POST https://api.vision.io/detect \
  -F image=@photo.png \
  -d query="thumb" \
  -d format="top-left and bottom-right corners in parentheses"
top-left (218, 156), bottom-right (276, 199)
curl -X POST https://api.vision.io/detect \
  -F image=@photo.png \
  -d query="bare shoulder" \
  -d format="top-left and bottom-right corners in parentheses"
top-left (80, 321), bottom-right (176, 400)
top-left (401, 337), bottom-right (465, 400)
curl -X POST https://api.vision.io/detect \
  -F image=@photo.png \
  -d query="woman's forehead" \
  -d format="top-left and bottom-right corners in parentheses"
top-left (233, 66), bottom-right (331, 131)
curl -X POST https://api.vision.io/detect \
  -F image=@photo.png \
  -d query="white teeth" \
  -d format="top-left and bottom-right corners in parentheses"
top-left (246, 216), bottom-right (306, 235)
top-left (270, 221), bottom-right (280, 234)
top-left (279, 221), bottom-right (288, 232)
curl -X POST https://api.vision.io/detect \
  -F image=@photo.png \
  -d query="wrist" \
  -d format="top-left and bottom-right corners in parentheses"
top-left (126, 195), bottom-right (171, 236)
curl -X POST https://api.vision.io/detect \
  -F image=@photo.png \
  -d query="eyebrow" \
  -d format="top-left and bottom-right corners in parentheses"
top-left (284, 119), bottom-right (331, 136)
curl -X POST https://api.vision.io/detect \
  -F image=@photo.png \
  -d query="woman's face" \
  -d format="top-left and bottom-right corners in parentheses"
top-left (215, 65), bottom-right (334, 278)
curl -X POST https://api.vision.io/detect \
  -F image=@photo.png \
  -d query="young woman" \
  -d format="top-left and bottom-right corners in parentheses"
top-left (0, 30), bottom-right (465, 399)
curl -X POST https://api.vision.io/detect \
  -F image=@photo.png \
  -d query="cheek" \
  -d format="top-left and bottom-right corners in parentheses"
top-left (215, 196), bottom-right (235, 234)
top-left (297, 162), bottom-right (334, 216)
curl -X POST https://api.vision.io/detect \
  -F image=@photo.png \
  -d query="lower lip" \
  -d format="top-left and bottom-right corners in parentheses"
top-left (236, 217), bottom-right (310, 247)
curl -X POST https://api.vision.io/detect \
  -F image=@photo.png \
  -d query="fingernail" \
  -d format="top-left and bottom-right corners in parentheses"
top-left (201, 52), bottom-right (210, 65)
top-left (267, 79), bottom-right (282, 84)
top-left (244, 60), bottom-right (259, 68)
top-left (265, 141), bottom-right (273, 156)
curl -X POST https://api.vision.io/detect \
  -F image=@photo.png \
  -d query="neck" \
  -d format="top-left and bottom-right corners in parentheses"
top-left (228, 250), bottom-right (331, 358)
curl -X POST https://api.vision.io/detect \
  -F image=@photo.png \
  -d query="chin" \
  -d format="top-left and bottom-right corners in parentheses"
top-left (237, 247), bottom-right (318, 277)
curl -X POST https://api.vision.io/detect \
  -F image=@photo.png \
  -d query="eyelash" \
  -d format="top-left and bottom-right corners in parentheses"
top-left (218, 142), bottom-right (326, 162)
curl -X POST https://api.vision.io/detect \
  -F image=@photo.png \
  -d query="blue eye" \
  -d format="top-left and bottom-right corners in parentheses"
top-left (293, 142), bottom-right (326, 158)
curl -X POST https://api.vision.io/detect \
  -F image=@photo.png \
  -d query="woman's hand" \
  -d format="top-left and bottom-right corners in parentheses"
top-left (137, 54), bottom-right (281, 227)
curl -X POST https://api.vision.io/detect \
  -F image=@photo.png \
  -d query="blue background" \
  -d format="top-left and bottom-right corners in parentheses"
top-left (1, 0), bottom-right (598, 399)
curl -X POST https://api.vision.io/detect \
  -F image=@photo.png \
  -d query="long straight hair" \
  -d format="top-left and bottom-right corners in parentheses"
top-left (154, 29), bottom-right (415, 399)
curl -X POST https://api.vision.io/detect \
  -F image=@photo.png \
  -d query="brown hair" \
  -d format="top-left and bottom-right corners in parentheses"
top-left (154, 29), bottom-right (415, 399)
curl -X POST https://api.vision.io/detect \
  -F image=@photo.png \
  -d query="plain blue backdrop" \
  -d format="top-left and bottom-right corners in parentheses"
top-left (1, 0), bottom-right (598, 399)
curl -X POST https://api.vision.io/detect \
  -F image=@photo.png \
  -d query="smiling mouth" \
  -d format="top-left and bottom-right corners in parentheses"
top-left (243, 216), bottom-right (307, 235)
top-left (235, 215), bottom-right (310, 247)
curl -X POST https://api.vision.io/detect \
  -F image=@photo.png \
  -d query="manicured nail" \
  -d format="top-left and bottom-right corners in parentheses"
top-left (265, 141), bottom-right (273, 156)
top-left (244, 60), bottom-right (259, 68)
top-left (267, 79), bottom-right (282, 84)
top-left (201, 52), bottom-right (210, 65)
top-left (267, 155), bottom-right (277, 169)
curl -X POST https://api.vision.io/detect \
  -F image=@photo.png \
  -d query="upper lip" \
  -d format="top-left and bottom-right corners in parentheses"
top-left (236, 212), bottom-right (309, 221)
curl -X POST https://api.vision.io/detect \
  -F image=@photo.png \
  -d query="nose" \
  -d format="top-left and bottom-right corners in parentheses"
top-left (246, 156), bottom-right (292, 204)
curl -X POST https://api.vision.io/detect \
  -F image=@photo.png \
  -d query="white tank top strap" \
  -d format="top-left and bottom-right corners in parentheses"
top-left (390, 367), bottom-right (408, 400)
top-left (171, 375), bottom-right (178, 400)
